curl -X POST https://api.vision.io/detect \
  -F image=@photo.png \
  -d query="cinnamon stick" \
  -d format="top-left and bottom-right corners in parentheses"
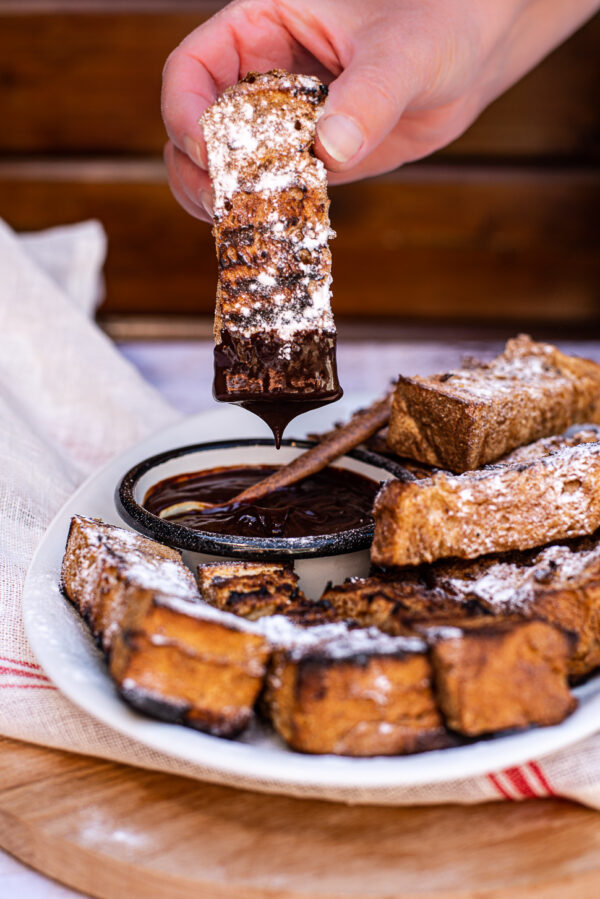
top-left (226, 392), bottom-right (393, 506)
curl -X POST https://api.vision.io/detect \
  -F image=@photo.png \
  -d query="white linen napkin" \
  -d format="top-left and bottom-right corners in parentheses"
top-left (2, 216), bottom-right (600, 806)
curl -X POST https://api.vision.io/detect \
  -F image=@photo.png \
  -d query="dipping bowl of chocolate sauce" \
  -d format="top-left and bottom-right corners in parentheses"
top-left (116, 439), bottom-right (398, 597)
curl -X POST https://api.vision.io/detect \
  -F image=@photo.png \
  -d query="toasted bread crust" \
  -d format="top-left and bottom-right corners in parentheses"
top-left (110, 595), bottom-right (269, 737)
top-left (264, 631), bottom-right (452, 755)
top-left (423, 617), bottom-right (576, 735)
top-left (321, 576), bottom-right (481, 636)
top-left (372, 440), bottom-right (600, 566)
top-left (62, 517), bottom-right (269, 737)
top-left (61, 515), bottom-right (198, 651)
top-left (198, 561), bottom-right (300, 619)
top-left (387, 336), bottom-right (600, 472)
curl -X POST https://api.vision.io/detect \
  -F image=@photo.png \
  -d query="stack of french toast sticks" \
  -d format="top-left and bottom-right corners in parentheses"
top-left (61, 335), bottom-right (600, 756)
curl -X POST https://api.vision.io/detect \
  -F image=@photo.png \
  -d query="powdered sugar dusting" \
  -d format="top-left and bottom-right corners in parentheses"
top-left (67, 518), bottom-right (430, 658)
top-left (202, 71), bottom-right (327, 212)
top-left (440, 541), bottom-right (600, 613)
top-left (65, 517), bottom-right (198, 613)
top-left (279, 625), bottom-right (426, 662)
top-left (413, 335), bottom-right (600, 403)
top-left (419, 626), bottom-right (465, 642)
top-left (431, 442), bottom-right (600, 550)
top-left (119, 556), bottom-right (197, 598)
top-left (502, 425), bottom-right (600, 465)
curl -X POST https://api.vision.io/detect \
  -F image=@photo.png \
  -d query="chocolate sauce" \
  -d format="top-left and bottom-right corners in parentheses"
top-left (213, 329), bottom-right (343, 448)
top-left (143, 464), bottom-right (378, 539)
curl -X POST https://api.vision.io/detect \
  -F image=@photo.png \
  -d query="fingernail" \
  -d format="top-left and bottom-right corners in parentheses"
top-left (199, 189), bottom-right (213, 218)
top-left (318, 115), bottom-right (363, 163)
top-left (183, 135), bottom-right (207, 170)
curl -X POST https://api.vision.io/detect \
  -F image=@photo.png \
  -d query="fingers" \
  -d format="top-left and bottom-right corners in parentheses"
top-left (164, 142), bottom-right (213, 223)
top-left (173, 141), bottom-right (214, 215)
top-left (316, 55), bottom-right (415, 174)
top-left (161, 14), bottom-right (233, 220)
top-left (161, 49), bottom-right (212, 169)
top-left (161, 12), bottom-right (241, 166)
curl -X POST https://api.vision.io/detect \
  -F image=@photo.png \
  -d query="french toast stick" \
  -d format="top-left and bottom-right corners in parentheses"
top-left (372, 440), bottom-right (600, 566)
top-left (62, 517), bottom-right (269, 736)
top-left (264, 629), bottom-right (453, 755)
top-left (110, 594), bottom-right (270, 737)
top-left (61, 514), bottom-right (198, 652)
top-left (421, 617), bottom-right (576, 736)
top-left (423, 539), bottom-right (600, 679)
top-left (387, 336), bottom-right (600, 472)
top-left (202, 70), bottom-right (341, 444)
top-left (321, 574), bottom-right (483, 637)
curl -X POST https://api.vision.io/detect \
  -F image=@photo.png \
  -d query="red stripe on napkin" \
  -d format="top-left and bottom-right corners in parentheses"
top-left (528, 761), bottom-right (556, 797)
top-left (0, 655), bottom-right (42, 671)
top-left (0, 683), bottom-right (57, 690)
top-left (0, 665), bottom-right (50, 681)
top-left (487, 773), bottom-right (515, 800)
top-left (503, 766), bottom-right (538, 798)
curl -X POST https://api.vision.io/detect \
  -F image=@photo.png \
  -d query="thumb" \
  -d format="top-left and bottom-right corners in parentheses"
top-left (315, 57), bottom-right (411, 171)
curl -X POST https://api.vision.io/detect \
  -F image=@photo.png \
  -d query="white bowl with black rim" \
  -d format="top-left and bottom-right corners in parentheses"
top-left (116, 438), bottom-right (402, 598)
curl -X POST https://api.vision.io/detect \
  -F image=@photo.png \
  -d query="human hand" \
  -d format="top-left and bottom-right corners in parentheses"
top-left (162, 0), bottom-right (600, 222)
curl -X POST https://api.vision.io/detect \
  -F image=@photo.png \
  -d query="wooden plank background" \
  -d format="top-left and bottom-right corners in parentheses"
top-left (0, 1), bottom-right (598, 326)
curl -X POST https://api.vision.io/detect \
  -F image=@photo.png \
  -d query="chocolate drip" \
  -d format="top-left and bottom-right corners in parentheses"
top-left (213, 329), bottom-right (343, 447)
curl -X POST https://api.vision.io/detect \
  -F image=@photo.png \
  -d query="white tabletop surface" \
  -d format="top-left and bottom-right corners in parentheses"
top-left (4, 334), bottom-right (598, 898)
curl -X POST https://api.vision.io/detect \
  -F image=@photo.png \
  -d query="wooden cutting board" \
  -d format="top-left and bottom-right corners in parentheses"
top-left (1, 735), bottom-right (600, 899)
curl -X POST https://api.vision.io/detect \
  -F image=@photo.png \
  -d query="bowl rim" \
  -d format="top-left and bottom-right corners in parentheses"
top-left (115, 437), bottom-right (402, 560)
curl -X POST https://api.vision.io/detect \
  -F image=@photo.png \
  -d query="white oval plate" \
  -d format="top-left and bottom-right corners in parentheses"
top-left (23, 400), bottom-right (600, 804)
